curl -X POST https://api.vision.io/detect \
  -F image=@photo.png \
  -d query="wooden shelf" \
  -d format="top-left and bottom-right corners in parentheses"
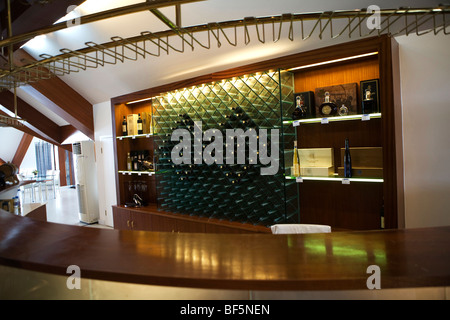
top-left (286, 175), bottom-right (383, 183)
top-left (116, 133), bottom-right (153, 140)
top-left (284, 113), bottom-right (382, 126)
top-left (118, 170), bottom-right (154, 176)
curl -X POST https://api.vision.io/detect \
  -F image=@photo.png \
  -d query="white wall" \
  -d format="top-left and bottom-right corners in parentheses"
top-left (93, 101), bottom-right (116, 227)
top-left (395, 32), bottom-right (450, 228)
top-left (0, 127), bottom-right (23, 162)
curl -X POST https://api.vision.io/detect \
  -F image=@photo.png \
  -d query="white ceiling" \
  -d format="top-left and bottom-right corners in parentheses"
top-left (16, 0), bottom-right (446, 116)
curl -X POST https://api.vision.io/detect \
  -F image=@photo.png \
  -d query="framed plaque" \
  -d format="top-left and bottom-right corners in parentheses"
top-left (360, 79), bottom-right (380, 114)
top-left (314, 83), bottom-right (358, 117)
top-left (293, 91), bottom-right (315, 119)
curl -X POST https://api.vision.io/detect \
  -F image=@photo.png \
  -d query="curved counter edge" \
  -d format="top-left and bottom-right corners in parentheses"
top-left (1, 210), bottom-right (450, 291)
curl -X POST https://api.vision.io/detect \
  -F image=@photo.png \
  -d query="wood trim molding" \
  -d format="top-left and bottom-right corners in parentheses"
top-left (11, 132), bottom-right (33, 168)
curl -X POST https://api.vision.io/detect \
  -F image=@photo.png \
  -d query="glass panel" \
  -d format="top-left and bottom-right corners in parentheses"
top-left (153, 69), bottom-right (298, 226)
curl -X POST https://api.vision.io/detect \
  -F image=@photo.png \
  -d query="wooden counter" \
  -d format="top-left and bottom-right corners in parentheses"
top-left (0, 209), bottom-right (449, 291)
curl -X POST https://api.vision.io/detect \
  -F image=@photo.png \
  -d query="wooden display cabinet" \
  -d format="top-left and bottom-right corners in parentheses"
top-left (111, 35), bottom-right (403, 232)
top-left (113, 100), bottom-right (156, 207)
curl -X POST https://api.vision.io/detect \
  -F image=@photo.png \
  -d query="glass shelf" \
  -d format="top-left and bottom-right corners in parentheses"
top-left (119, 170), bottom-right (155, 176)
top-left (284, 113), bottom-right (381, 125)
top-left (116, 133), bottom-right (153, 140)
top-left (285, 175), bottom-right (383, 183)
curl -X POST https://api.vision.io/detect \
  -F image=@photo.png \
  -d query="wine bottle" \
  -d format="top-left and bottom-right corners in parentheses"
top-left (293, 141), bottom-right (300, 177)
top-left (292, 95), bottom-right (306, 120)
top-left (362, 86), bottom-right (374, 114)
top-left (344, 138), bottom-right (352, 178)
top-left (122, 116), bottom-right (127, 136)
top-left (319, 92), bottom-right (338, 116)
top-left (137, 113), bottom-right (143, 134)
top-left (339, 104), bottom-right (349, 116)
top-left (133, 152), bottom-right (139, 171)
top-left (127, 152), bottom-right (132, 171)
top-left (231, 106), bottom-right (243, 114)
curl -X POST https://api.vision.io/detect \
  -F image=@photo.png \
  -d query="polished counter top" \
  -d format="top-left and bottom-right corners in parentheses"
top-left (0, 210), bottom-right (449, 291)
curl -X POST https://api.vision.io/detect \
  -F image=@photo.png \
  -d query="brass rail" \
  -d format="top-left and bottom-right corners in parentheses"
top-left (0, 5), bottom-right (448, 90)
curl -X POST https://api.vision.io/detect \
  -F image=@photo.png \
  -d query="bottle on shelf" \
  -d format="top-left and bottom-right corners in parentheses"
top-left (319, 91), bottom-right (338, 117)
top-left (122, 116), bottom-right (128, 136)
top-left (293, 140), bottom-right (300, 177)
top-left (292, 95), bottom-right (307, 120)
top-left (133, 152), bottom-right (139, 171)
top-left (344, 138), bottom-right (352, 178)
top-left (339, 104), bottom-right (349, 116)
top-left (362, 86), bottom-right (375, 114)
top-left (137, 113), bottom-right (143, 134)
top-left (127, 152), bottom-right (132, 171)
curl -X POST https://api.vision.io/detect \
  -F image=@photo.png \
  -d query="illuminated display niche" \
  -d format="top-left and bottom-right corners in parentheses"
top-left (152, 69), bottom-right (299, 226)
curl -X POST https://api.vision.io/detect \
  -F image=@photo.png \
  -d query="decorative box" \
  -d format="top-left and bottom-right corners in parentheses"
top-left (314, 83), bottom-right (358, 117)
top-left (298, 148), bottom-right (334, 176)
top-left (141, 112), bottom-right (152, 134)
top-left (338, 147), bottom-right (383, 178)
top-left (293, 91), bottom-right (315, 118)
top-left (339, 147), bottom-right (382, 167)
top-left (360, 79), bottom-right (380, 114)
top-left (126, 114), bottom-right (138, 135)
top-left (301, 166), bottom-right (334, 177)
top-left (337, 167), bottom-right (383, 178)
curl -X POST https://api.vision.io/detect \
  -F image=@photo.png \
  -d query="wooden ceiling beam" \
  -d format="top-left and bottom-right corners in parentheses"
top-left (0, 90), bottom-right (61, 144)
top-left (11, 132), bottom-right (33, 168)
top-left (13, 49), bottom-right (95, 140)
top-left (0, 109), bottom-right (58, 146)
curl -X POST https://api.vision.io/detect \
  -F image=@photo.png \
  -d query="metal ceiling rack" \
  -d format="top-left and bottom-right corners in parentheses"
top-left (0, 5), bottom-right (448, 91)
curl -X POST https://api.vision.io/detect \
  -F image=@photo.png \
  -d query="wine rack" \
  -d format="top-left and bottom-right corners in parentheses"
top-left (151, 69), bottom-right (299, 226)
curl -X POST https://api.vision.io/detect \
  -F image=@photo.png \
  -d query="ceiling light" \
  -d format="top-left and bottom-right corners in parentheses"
top-left (287, 52), bottom-right (378, 71)
top-left (126, 97), bottom-right (153, 104)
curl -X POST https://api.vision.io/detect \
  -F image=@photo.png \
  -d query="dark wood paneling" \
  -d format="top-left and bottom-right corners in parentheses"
top-left (294, 56), bottom-right (379, 93)
top-left (112, 205), bottom-right (271, 234)
top-left (299, 181), bottom-right (383, 230)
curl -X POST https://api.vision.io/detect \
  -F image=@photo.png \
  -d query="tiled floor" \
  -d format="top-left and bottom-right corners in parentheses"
top-left (33, 185), bottom-right (112, 229)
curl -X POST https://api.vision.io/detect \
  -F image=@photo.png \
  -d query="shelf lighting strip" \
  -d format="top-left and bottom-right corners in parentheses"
top-left (119, 171), bottom-right (155, 176)
top-left (287, 52), bottom-right (378, 71)
top-left (286, 176), bottom-right (384, 183)
top-left (284, 113), bottom-right (381, 125)
top-left (126, 97), bottom-right (153, 105)
top-left (117, 133), bottom-right (153, 140)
